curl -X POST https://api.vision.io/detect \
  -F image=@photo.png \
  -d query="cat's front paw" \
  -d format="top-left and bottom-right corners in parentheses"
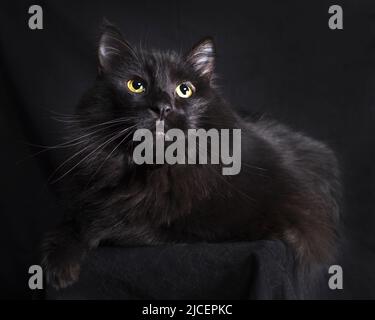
top-left (43, 252), bottom-right (81, 290)
top-left (42, 232), bottom-right (85, 290)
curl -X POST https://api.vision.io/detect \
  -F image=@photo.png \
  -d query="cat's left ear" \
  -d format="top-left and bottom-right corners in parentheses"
top-left (186, 37), bottom-right (215, 80)
top-left (98, 20), bottom-right (136, 75)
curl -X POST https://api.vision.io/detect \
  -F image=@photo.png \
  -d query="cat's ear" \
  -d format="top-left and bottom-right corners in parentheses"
top-left (98, 20), bottom-right (136, 74)
top-left (186, 37), bottom-right (215, 80)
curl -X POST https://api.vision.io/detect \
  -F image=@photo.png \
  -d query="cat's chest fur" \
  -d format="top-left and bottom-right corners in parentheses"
top-left (113, 164), bottom-right (227, 224)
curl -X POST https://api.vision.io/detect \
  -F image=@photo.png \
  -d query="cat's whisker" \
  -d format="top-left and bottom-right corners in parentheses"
top-left (18, 116), bottom-right (140, 166)
top-left (63, 116), bottom-right (136, 130)
top-left (48, 110), bottom-right (81, 118)
top-left (86, 126), bottom-right (137, 185)
top-left (17, 128), bottom-right (116, 166)
top-left (48, 123), bottom-right (125, 149)
top-left (51, 117), bottom-right (83, 124)
top-left (46, 130), bottom-right (122, 183)
top-left (18, 121), bottom-right (131, 164)
top-left (55, 116), bottom-right (139, 146)
top-left (50, 125), bottom-right (137, 184)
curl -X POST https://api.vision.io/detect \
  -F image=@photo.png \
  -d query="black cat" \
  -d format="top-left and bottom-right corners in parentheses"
top-left (42, 22), bottom-right (341, 290)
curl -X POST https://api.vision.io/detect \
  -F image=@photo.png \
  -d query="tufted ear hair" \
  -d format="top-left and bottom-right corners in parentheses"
top-left (98, 19), bottom-right (136, 74)
top-left (186, 37), bottom-right (215, 80)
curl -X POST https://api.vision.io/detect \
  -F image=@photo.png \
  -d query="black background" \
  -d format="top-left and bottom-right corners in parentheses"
top-left (0, 0), bottom-right (374, 299)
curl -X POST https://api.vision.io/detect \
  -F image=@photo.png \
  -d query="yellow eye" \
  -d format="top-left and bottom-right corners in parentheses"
top-left (175, 82), bottom-right (194, 98)
top-left (127, 79), bottom-right (146, 94)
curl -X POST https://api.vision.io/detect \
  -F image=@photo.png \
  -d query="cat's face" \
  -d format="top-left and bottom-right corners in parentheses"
top-left (95, 23), bottom-right (218, 133)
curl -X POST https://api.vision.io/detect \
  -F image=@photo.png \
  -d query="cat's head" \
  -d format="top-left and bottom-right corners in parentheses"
top-left (58, 22), bottom-right (239, 185)
top-left (85, 22), bottom-right (228, 133)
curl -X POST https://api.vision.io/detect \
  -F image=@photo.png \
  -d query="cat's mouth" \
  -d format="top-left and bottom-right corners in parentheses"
top-left (147, 119), bottom-right (187, 136)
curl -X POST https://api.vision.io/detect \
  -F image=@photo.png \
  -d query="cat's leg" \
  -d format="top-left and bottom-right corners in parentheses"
top-left (42, 218), bottom-right (166, 289)
top-left (41, 219), bottom-right (157, 289)
top-left (41, 220), bottom-right (91, 290)
top-left (41, 216), bottom-right (123, 290)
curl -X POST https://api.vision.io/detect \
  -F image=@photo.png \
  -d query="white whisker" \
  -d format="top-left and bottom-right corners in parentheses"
top-left (49, 125), bottom-right (136, 184)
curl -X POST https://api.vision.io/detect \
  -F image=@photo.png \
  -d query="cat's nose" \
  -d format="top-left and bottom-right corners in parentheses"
top-left (160, 105), bottom-right (172, 120)
top-left (150, 104), bottom-right (172, 120)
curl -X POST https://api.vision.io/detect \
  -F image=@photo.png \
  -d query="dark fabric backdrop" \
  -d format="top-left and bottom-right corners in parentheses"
top-left (0, 0), bottom-right (374, 299)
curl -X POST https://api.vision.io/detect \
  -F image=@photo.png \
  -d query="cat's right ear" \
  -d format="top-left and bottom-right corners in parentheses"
top-left (186, 37), bottom-right (215, 80)
top-left (98, 20), bottom-right (136, 74)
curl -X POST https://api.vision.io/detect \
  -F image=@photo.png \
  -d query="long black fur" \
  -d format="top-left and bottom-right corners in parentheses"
top-left (42, 22), bottom-right (341, 290)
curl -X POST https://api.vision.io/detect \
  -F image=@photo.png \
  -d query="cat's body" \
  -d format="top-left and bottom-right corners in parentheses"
top-left (42, 23), bottom-right (341, 289)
